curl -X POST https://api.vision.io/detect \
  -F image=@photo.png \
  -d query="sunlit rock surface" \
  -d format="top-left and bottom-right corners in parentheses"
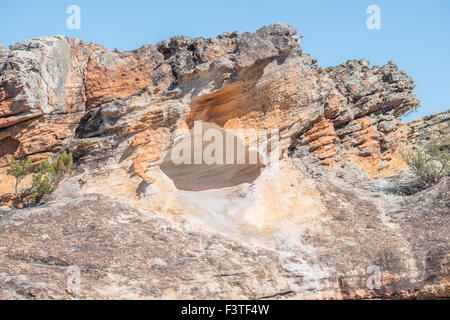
top-left (0, 23), bottom-right (448, 299)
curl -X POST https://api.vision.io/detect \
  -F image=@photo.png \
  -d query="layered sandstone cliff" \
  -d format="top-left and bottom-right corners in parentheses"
top-left (0, 23), bottom-right (448, 299)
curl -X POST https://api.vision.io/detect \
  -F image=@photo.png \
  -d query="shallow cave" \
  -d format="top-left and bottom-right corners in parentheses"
top-left (160, 123), bottom-right (265, 191)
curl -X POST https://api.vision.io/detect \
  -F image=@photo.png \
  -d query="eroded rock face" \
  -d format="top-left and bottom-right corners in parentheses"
top-left (291, 60), bottom-right (421, 177)
top-left (0, 45), bottom-right (8, 69)
top-left (407, 110), bottom-right (449, 143)
top-left (0, 23), bottom-right (448, 299)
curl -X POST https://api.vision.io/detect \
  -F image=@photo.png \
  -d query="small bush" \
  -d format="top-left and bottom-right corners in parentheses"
top-left (32, 151), bottom-right (73, 203)
top-left (6, 151), bottom-right (73, 207)
top-left (394, 103), bottom-right (420, 118)
top-left (7, 158), bottom-right (33, 205)
top-left (398, 130), bottom-right (449, 187)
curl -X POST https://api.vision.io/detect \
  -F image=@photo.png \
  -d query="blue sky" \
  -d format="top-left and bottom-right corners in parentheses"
top-left (1, 0), bottom-right (449, 121)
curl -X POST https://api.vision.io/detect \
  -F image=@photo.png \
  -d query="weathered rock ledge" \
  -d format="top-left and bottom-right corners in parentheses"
top-left (0, 23), bottom-right (448, 299)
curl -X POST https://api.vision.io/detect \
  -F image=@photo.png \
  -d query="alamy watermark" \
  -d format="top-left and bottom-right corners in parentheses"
top-left (66, 265), bottom-right (81, 297)
top-left (66, 5), bottom-right (81, 30)
top-left (366, 5), bottom-right (381, 30)
top-left (366, 265), bottom-right (381, 290)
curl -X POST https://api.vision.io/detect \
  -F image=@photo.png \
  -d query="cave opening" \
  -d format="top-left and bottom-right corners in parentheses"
top-left (160, 122), bottom-right (265, 191)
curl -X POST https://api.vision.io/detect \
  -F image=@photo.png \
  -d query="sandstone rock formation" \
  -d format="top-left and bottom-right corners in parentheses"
top-left (0, 23), bottom-right (448, 299)
top-left (0, 45), bottom-right (8, 69)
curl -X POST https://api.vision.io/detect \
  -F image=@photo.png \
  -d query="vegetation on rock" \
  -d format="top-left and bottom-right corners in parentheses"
top-left (398, 129), bottom-right (449, 187)
top-left (7, 158), bottom-right (33, 206)
top-left (7, 151), bottom-right (73, 208)
top-left (394, 103), bottom-right (420, 118)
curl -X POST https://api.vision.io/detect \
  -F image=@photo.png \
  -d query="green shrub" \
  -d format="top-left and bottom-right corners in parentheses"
top-left (6, 151), bottom-right (73, 207)
top-left (394, 104), bottom-right (420, 118)
top-left (425, 131), bottom-right (450, 173)
top-left (398, 130), bottom-right (449, 187)
top-left (394, 103), bottom-right (420, 118)
top-left (7, 158), bottom-right (33, 206)
top-left (32, 151), bottom-right (73, 203)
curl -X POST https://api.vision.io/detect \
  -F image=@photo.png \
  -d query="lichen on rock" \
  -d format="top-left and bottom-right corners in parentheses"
top-left (0, 23), bottom-right (448, 300)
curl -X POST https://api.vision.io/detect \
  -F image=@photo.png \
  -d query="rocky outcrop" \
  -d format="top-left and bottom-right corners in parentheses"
top-left (407, 110), bottom-right (449, 143)
top-left (0, 194), bottom-right (295, 299)
top-left (0, 37), bottom-right (87, 172)
top-left (0, 25), bottom-right (418, 175)
top-left (0, 23), bottom-right (448, 299)
top-left (0, 45), bottom-right (8, 69)
top-left (291, 60), bottom-right (420, 176)
top-left (0, 174), bottom-right (447, 299)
